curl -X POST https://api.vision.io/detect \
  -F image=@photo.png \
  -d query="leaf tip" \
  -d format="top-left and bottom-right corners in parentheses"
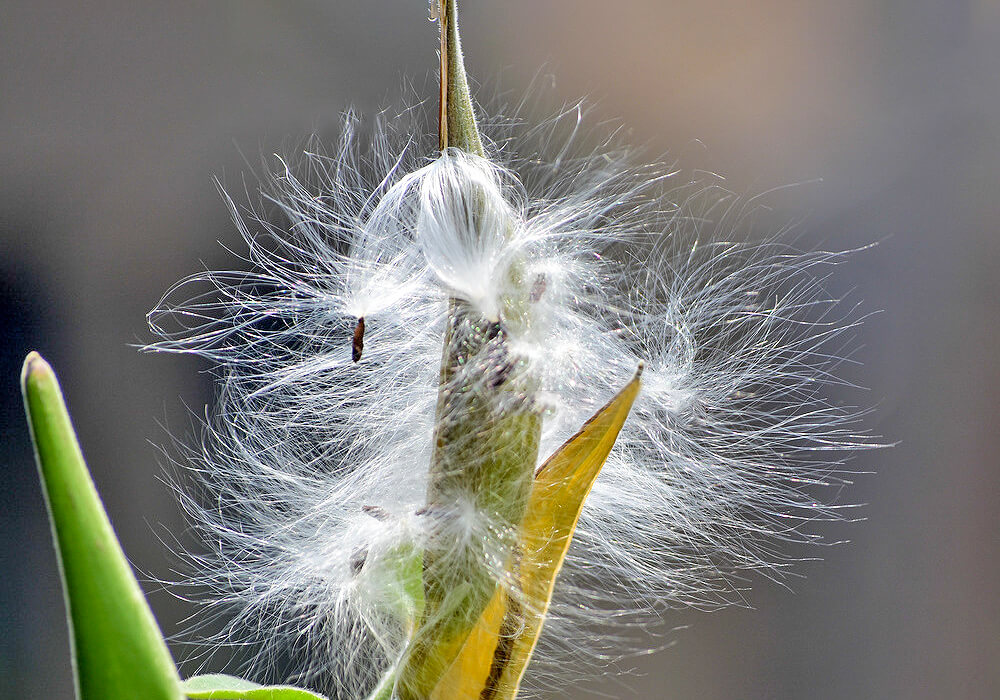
top-left (21, 350), bottom-right (52, 391)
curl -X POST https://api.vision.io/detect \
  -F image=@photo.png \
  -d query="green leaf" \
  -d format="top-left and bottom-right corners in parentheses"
top-left (21, 351), bottom-right (183, 700)
top-left (181, 674), bottom-right (329, 700)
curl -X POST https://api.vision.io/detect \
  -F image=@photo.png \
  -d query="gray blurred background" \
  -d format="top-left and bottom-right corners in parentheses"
top-left (2, 1), bottom-right (998, 698)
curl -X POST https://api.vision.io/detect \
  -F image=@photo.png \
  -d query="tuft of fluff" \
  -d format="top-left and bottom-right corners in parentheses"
top-left (147, 100), bottom-right (875, 697)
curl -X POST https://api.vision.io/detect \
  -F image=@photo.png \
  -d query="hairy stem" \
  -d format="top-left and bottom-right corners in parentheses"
top-left (438, 0), bottom-right (484, 156)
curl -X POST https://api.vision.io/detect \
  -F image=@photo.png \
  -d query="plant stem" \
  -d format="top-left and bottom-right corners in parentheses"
top-left (438, 0), bottom-right (484, 156)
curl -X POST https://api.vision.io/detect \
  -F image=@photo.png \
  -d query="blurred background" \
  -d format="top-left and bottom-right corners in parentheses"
top-left (2, 1), bottom-right (998, 698)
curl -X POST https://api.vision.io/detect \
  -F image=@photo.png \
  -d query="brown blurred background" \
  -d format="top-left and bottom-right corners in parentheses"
top-left (2, 1), bottom-right (998, 698)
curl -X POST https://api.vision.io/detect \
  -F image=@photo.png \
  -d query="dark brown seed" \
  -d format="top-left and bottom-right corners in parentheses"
top-left (352, 316), bottom-right (366, 362)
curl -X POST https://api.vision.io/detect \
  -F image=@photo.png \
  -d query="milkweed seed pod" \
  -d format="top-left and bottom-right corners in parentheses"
top-left (147, 2), bottom-right (875, 698)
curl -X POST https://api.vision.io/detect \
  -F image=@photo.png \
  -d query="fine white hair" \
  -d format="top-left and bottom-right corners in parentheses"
top-left (148, 98), bottom-right (875, 698)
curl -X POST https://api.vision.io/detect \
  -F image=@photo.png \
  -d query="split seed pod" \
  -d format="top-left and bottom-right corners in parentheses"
top-left (147, 2), bottom-right (875, 698)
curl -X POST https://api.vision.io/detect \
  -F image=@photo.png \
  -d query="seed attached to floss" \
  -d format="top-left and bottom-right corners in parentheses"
top-left (352, 316), bottom-right (365, 363)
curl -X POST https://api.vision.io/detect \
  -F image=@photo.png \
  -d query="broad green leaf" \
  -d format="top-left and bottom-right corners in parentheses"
top-left (428, 365), bottom-right (643, 699)
top-left (21, 352), bottom-right (183, 700)
top-left (181, 674), bottom-right (329, 700)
